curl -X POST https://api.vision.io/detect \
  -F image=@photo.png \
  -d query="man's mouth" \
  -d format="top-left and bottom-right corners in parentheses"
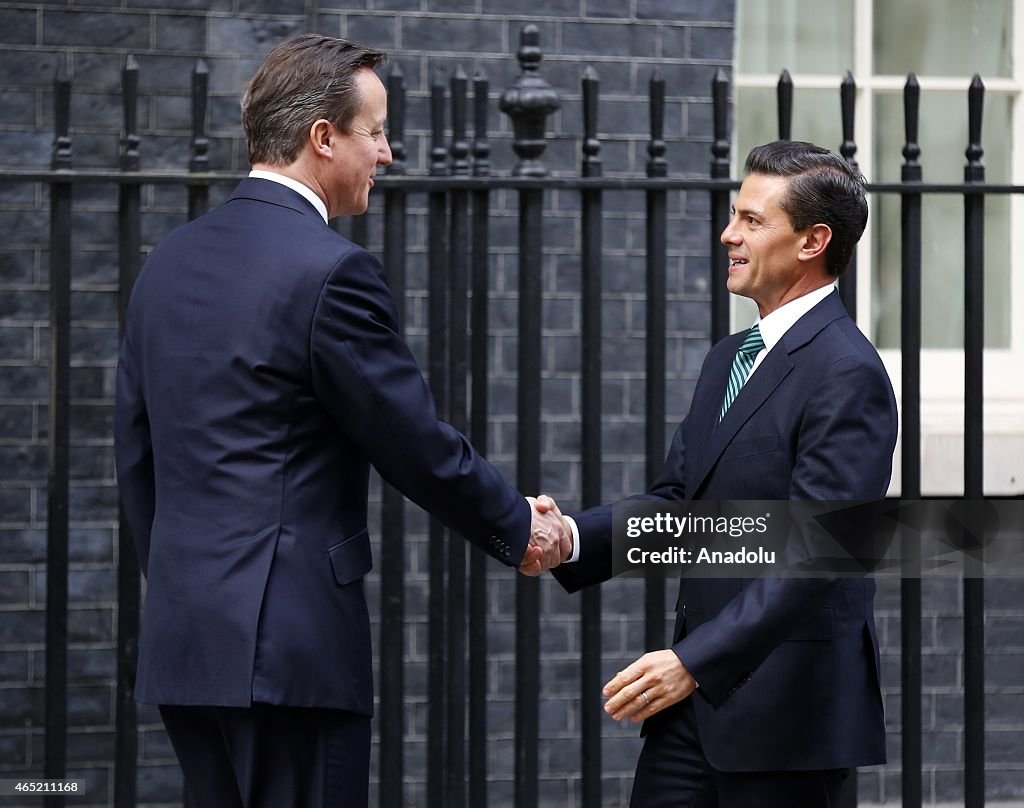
top-left (729, 257), bottom-right (748, 268)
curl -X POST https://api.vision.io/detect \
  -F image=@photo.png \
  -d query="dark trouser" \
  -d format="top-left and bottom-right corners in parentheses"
top-left (159, 703), bottom-right (371, 808)
top-left (629, 700), bottom-right (848, 808)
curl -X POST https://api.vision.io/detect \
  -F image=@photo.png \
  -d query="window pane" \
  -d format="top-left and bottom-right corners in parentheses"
top-left (736, 0), bottom-right (854, 74)
top-left (874, 0), bottom-right (1013, 77)
top-left (871, 91), bottom-right (1011, 349)
top-left (735, 87), bottom-right (843, 168)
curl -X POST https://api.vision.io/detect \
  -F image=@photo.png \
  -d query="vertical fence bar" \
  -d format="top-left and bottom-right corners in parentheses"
top-left (468, 68), bottom-right (491, 808)
top-left (962, 74), bottom-right (986, 808)
top-left (446, 66), bottom-right (471, 807)
top-left (45, 57), bottom-right (72, 808)
top-left (426, 67), bottom-right (450, 808)
top-left (709, 70), bottom-right (731, 343)
top-left (838, 72), bottom-right (859, 318)
top-left (644, 72), bottom-right (668, 649)
top-left (835, 65), bottom-right (862, 808)
top-left (114, 55), bottom-right (141, 808)
top-left (499, 26), bottom-right (559, 808)
top-left (188, 58), bottom-right (209, 220)
top-left (579, 64), bottom-right (603, 808)
top-left (378, 62), bottom-right (407, 808)
top-left (899, 73), bottom-right (924, 808)
top-left (777, 69), bottom-right (793, 141)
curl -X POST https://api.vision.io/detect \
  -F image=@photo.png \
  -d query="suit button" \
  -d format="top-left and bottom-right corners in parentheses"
top-left (503, 548), bottom-right (511, 557)
top-left (489, 536), bottom-right (497, 546)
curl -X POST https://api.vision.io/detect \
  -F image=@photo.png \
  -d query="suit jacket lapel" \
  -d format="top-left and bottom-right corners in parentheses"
top-left (688, 291), bottom-right (849, 496)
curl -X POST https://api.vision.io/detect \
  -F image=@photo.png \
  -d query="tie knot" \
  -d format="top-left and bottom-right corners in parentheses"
top-left (739, 325), bottom-right (764, 356)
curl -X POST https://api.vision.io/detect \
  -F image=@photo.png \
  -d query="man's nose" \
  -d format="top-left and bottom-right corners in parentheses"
top-left (378, 136), bottom-right (393, 166)
top-left (720, 221), bottom-right (738, 245)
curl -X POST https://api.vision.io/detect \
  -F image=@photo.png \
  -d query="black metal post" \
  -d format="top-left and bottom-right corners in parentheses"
top-left (962, 74), bottom-right (986, 808)
top-left (579, 64), bottom-right (604, 808)
top-left (777, 69), bottom-right (793, 141)
top-left (899, 73), bottom-right (923, 808)
top-left (710, 70), bottom-right (731, 343)
top-left (838, 71), bottom-right (859, 318)
top-left (45, 57), bottom-right (72, 808)
top-left (188, 58), bottom-right (209, 220)
top-left (468, 69), bottom-right (492, 808)
top-left (114, 54), bottom-right (141, 808)
top-left (645, 71), bottom-right (668, 649)
top-left (446, 66), bottom-right (471, 808)
top-left (426, 67), bottom-right (450, 808)
top-left (378, 62), bottom-right (407, 808)
top-left (499, 26), bottom-right (559, 808)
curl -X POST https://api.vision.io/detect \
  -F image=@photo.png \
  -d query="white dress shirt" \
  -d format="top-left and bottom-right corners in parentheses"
top-left (248, 169), bottom-right (329, 224)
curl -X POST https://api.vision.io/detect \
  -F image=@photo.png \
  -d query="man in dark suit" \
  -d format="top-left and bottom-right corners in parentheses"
top-left (114, 35), bottom-right (569, 808)
top-left (540, 141), bottom-right (897, 807)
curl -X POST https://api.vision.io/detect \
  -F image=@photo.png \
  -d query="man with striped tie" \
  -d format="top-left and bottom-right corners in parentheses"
top-left (543, 141), bottom-right (898, 807)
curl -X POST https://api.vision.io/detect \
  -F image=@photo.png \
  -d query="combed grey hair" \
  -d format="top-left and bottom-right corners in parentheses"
top-left (241, 34), bottom-right (386, 167)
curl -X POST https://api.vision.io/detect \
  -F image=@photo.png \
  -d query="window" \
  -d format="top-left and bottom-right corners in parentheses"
top-left (733, 0), bottom-right (1023, 494)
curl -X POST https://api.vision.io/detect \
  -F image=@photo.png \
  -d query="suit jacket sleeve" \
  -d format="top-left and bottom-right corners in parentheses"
top-left (551, 417), bottom-right (688, 594)
top-left (672, 352), bottom-right (897, 707)
top-left (114, 328), bottom-right (156, 576)
top-left (309, 246), bottom-right (530, 565)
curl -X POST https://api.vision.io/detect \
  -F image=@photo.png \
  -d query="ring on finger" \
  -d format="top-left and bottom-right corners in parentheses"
top-left (641, 690), bottom-right (650, 706)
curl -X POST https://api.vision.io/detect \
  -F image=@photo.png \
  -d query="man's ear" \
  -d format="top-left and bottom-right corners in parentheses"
top-left (309, 119), bottom-right (334, 159)
top-left (798, 223), bottom-right (832, 263)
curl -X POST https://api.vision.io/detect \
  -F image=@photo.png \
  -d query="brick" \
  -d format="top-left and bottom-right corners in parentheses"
top-left (0, 732), bottom-right (29, 765)
top-left (637, 0), bottom-right (735, 22)
top-left (0, 488), bottom-right (33, 526)
top-left (0, 651), bottom-right (30, 682)
top-left (0, 685), bottom-right (43, 725)
top-left (0, 328), bottom-right (34, 362)
top-left (691, 25), bottom-right (733, 62)
top-left (401, 16), bottom-right (504, 54)
top-left (43, 10), bottom-right (151, 50)
top-left (128, 0), bottom-right (231, 9)
top-left (483, 0), bottom-right (580, 15)
top-left (347, 14), bottom-right (398, 50)
top-left (0, 9), bottom-right (38, 46)
top-left (562, 21), bottom-right (658, 59)
top-left (209, 17), bottom-right (305, 56)
top-left (147, 15), bottom-right (203, 56)
top-left (0, 571), bottom-right (31, 606)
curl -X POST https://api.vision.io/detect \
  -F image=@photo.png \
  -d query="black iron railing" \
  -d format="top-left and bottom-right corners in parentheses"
top-left (1, 23), bottom-right (1019, 808)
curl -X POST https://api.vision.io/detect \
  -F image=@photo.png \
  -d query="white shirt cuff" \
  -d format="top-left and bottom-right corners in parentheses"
top-left (563, 515), bottom-right (581, 563)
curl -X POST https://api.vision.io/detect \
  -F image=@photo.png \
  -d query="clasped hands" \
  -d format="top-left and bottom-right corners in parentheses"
top-left (522, 495), bottom-right (698, 721)
top-left (519, 494), bottom-right (572, 576)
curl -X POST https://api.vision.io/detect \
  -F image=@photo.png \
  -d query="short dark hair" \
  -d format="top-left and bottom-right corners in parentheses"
top-left (744, 141), bottom-right (868, 277)
top-left (241, 35), bottom-right (387, 167)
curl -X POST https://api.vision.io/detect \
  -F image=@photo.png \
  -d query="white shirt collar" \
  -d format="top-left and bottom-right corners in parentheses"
top-left (747, 283), bottom-right (837, 376)
top-left (248, 169), bottom-right (329, 223)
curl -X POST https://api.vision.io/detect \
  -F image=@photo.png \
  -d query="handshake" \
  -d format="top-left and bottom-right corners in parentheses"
top-left (519, 495), bottom-right (571, 576)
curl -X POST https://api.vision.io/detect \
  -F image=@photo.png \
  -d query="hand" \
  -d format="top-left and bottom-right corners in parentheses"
top-left (519, 495), bottom-right (573, 575)
top-left (602, 649), bottom-right (697, 723)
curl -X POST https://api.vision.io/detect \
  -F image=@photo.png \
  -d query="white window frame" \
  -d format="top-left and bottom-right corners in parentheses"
top-left (731, 0), bottom-right (1024, 495)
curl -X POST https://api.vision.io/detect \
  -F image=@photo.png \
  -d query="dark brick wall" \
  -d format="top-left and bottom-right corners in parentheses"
top-left (1, 1), bottom-right (1021, 806)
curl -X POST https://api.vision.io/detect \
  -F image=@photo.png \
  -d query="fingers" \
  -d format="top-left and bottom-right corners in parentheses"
top-left (601, 650), bottom-right (696, 723)
top-left (523, 496), bottom-right (572, 574)
top-left (518, 543), bottom-right (543, 576)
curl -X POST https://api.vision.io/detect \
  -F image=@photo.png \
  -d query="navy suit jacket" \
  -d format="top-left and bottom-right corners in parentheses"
top-left (555, 290), bottom-right (897, 772)
top-left (115, 179), bottom-right (530, 714)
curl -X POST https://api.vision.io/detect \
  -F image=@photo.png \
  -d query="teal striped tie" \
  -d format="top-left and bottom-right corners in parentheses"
top-left (719, 325), bottom-right (765, 421)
